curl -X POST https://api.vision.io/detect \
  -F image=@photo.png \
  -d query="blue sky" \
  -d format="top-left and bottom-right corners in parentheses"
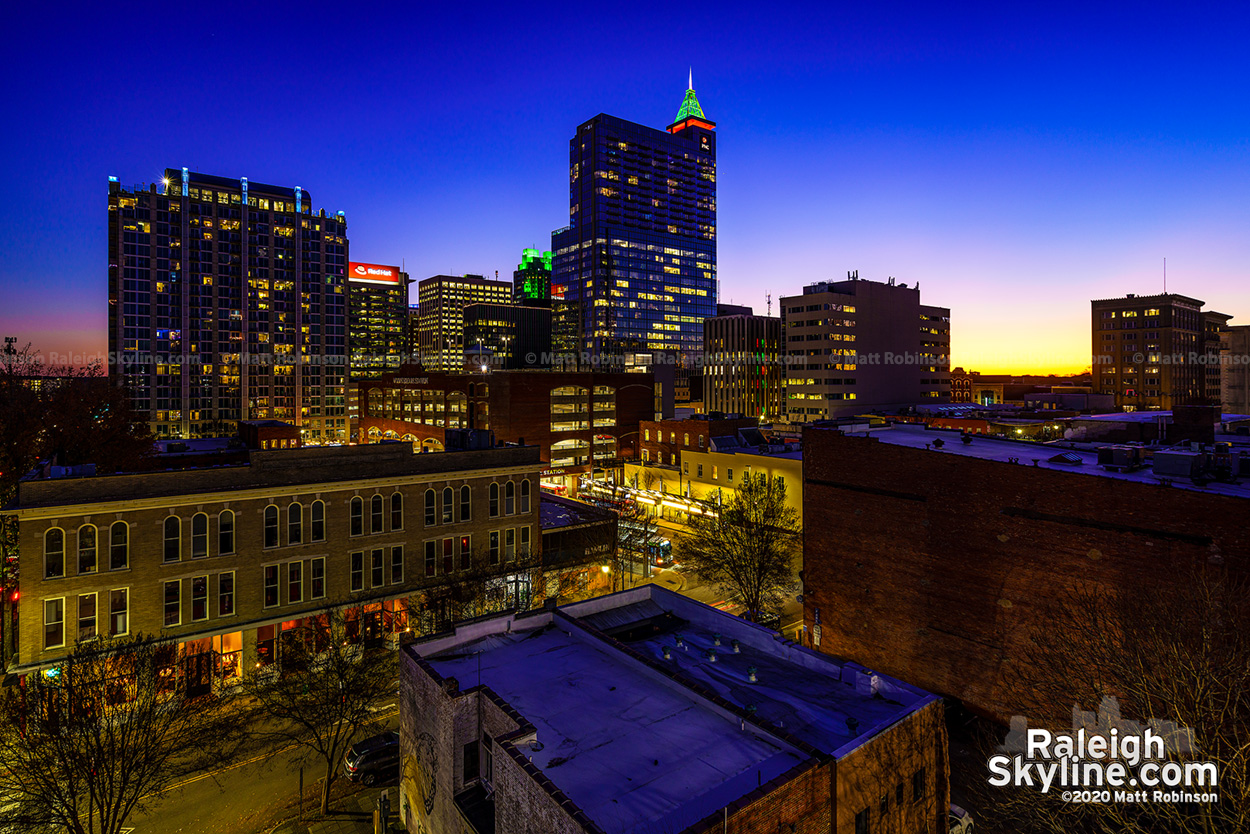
top-left (2, 1), bottom-right (1248, 371)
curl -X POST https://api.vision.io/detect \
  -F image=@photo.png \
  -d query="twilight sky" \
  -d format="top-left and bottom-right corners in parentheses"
top-left (2, 2), bottom-right (1248, 373)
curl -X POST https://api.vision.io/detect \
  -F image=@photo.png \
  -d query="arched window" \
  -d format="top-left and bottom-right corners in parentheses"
top-left (191, 512), bottom-right (209, 558)
top-left (163, 516), bottom-right (182, 562)
top-left (311, 500), bottom-right (325, 542)
top-left (460, 485), bottom-right (471, 521)
top-left (489, 483), bottom-right (499, 517)
top-left (442, 487), bottom-right (453, 524)
top-left (44, 528), bottom-right (65, 578)
top-left (218, 511), bottom-right (235, 555)
top-left (350, 496), bottom-right (363, 536)
top-left (504, 481), bottom-right (515, 515)
top-left (78, 524), bottom-right (97, 574)
top-left (287, 503), bottom-right (302, 545)
top-left (644, 429), bottom-right (650, 441)
top-left (520, 479), bottom-right (531, 514)
top-left (684, 433), bottom-right (690, 446)
top-left (391, 493), bottom-right (403, 531)
top-left (370, 494), bottom-right (384, 534)
top-left (109, 522), bottom-right (129, 570)
top-left (424, 489), bottom-right (436, 526)
top-left (699, 435), bottom-right (705, 448)
top-left (264, 505), bottom-right (279, 548)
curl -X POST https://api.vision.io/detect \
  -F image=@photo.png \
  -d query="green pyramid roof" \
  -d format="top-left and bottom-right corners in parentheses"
top-left (674, 87), bottom-right (705, 123)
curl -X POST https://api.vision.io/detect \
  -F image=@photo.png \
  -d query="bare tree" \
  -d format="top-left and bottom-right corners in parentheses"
top-left (0, 344), bottom-right (152, 666)
top-left (965, 566), bottom-right (1250, 834)
top-left (612, 500), bottom-right (662, 592)
top-left (405, 547), bottom-right (541, 633)
top-left (0, 634), bottom-right (241, 834)
top-left (238, 605), bottom-right (395, 816)
top-left (675, 472), bottom-right (799, 621)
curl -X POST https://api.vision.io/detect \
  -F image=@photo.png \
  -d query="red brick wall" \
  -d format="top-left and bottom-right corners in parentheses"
top-left (801, 428), bottom-right (1250, 719)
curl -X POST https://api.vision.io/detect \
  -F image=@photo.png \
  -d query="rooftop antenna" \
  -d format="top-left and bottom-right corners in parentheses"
top-left (688, 67), bottom-right (693, 90)
top-left (1163, 257), bottom-right (1167, 294)
top-left (766, 293), bottom-right (771, 317)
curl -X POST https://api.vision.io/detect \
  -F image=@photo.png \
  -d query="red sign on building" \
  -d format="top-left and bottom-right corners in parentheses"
top-left (348, 262), bottom-right (401, 284)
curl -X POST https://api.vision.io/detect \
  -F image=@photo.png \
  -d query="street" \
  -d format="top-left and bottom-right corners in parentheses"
top-left (126, 563), bottom-right (802, 834)
top-left (127, 705), bottom-right (399, 834)
top-left (631, 564), bottom-right (806, 642)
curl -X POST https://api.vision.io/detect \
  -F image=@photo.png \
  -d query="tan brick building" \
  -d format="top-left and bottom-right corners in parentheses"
top-left (4, 442), bottom-right (544, 686)
top-left (400, 585), bottom-right (947, 834)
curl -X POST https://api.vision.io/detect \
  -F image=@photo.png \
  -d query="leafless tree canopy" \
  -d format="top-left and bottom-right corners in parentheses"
top-left (0, 343), bottom-right (152, 504)
top-left (0, 635), bottom-right (241, 834)
top-left (675, 472), bottom-right (799, 620)
top-left (404, 547), bottom-right (540, 633)
top-left (968, 566), bottom-right (1250, 834)
top-left (238, 605), bottom-right (396, 816)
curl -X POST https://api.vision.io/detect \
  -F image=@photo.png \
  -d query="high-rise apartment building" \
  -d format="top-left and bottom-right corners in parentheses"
top-left (415, 275), bottom-right (513, 371)
top-left (347, 262), bottom-right (411, 378)
top-left (703, 305), bottom-right (783, 420)
top-left (781, 275), bottom-right (951, 421)
top-left (108, 169), bottom-right (348, 443)
top-left (1091, 293), bottom-right (1231, 411)
top-left (551, 78), bottom-right (717, 366)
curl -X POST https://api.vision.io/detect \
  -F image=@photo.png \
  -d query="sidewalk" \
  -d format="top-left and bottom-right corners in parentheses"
top-left (271, 789), bottom-right (402, 834)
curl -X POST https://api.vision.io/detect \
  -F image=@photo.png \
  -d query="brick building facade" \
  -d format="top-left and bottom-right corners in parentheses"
top-left (356, 367), bottom-right (656, 493)
top-left (639, 415), bottom-right (760, 467)
top-left (801, 425), bottom-right (1250, 719)
top-left (4, 443), bottom-right (543, 682)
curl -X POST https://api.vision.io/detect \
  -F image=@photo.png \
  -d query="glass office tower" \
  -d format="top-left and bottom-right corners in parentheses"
top-left (551, 79), bottom-right (717, 367)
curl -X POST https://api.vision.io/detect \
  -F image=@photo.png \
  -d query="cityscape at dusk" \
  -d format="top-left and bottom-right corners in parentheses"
top-left (4, 4), bottom-right (1250, 373)
top-left (1, 4), bottom-right (1247, 834)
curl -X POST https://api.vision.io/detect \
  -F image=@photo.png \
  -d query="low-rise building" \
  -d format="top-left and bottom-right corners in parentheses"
top-left (399, 584), bottom-right (946, 834)
top-left (623, 436), bottom-right (803, 526)
top-left (357, 367), bottom-right (655, 494)
top-left (3, 442), bottom-right (543, 682)
top-left (539, 495), bottom-right (617, 602)
top-left (639, 415), bottom-right (760, 467)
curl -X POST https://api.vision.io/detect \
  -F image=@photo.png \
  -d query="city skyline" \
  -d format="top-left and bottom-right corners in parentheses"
top-left (3, 3), bottom-right (1250, 374)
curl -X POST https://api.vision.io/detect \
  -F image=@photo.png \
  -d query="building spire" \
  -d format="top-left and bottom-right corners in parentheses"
top-left (674, 72), bottom-right (706, 123)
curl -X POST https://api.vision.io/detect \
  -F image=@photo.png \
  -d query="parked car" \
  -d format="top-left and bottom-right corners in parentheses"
top-left (344, 730), bottom-right (400, 786)
top-left (737, 610), bottom-right (781, 630)
top-left (949, 803), bottom-right (974, 834)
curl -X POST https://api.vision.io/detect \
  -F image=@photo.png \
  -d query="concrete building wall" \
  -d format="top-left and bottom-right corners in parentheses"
top-left (703, 314), bottom-right (784, 421)
top-left (781, 278), bottom-right (950, 422)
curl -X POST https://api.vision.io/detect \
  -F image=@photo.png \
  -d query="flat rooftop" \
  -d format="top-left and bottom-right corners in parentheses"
top-left (1068, 411), bottom-right (1250, 424)
top-left (538, 494), bottom-right (614, 530)
top-left (422, 617), bottom-right (807, 834)
top-left (413, 585), bottom-right (937, 834)
top-left (9, 443), bottom-right (541, 512)
top-left (857, 423), bottom-right (1250, 500)
top-left (564, 588), bottom-right (934, 758)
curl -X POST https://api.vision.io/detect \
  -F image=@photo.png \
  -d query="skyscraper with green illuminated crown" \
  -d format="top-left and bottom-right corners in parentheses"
top-left (551, 75), bottom-right (717, 367)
